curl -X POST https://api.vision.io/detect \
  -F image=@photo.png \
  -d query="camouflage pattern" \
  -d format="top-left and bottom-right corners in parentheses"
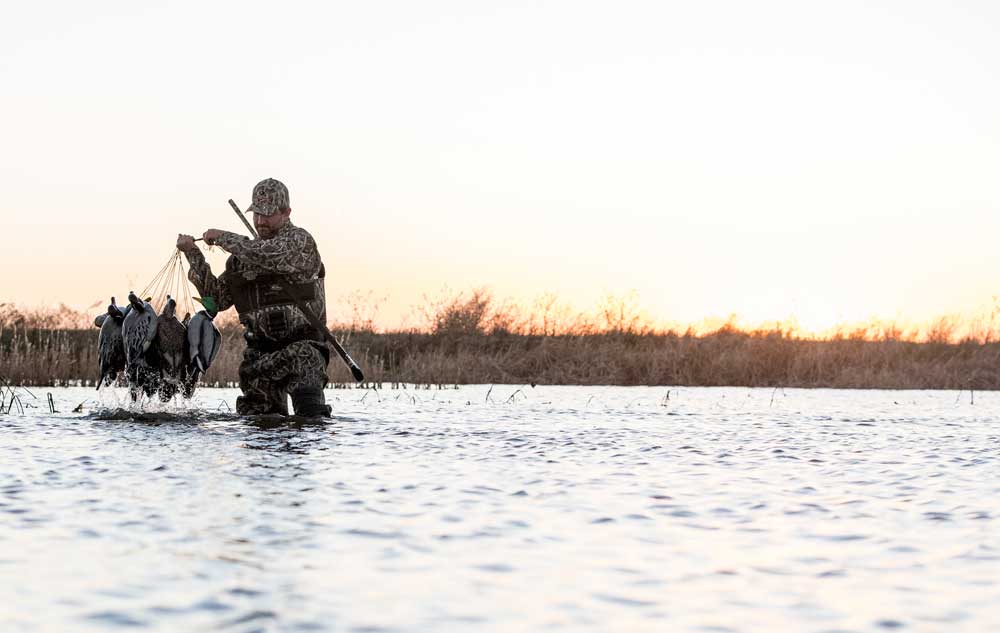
top-left (181, 220), bottom-right (331, 416)
top-left (246, 178), bottom-right (290, 217)
top-left (237, 340), bottom-right (330, 415)
top-left (183, 221), bottom-right (328, 345)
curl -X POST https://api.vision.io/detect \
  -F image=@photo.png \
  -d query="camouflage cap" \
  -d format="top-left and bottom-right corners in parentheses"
top-left (246, 178), bottom-right (290, 217)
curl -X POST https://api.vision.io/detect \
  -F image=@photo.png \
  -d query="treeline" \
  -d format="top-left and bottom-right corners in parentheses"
top-left (2, 291), bottom-right (1000, 389)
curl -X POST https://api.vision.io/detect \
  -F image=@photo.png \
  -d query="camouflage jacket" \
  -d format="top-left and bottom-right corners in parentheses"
top-left (181, 221), bottom-right (328, 350)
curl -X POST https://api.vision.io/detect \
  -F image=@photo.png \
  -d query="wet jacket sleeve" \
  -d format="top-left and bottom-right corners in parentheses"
top-left (179, 246), bottom-right (235, 312)
top-left (214, 229), bottom-right (321, 277)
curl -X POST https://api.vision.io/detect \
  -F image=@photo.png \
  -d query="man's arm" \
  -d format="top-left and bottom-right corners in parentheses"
top-left (212, 228), bottom-right (321, 277)
top-left (176, 235), bottom-right (234, 312)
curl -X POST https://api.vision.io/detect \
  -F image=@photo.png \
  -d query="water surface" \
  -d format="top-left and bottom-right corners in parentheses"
top-left (1, 386), bottom-right (998, 632)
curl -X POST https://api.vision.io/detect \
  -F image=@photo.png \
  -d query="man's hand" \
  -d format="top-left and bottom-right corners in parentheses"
top-left (202, 229), bottom-right (224, 246)
top-left (176, 233), bottom-right (196, 251)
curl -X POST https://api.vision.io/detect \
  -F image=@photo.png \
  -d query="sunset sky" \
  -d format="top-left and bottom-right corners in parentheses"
top-left (2, 1), bottom-right (998, 332)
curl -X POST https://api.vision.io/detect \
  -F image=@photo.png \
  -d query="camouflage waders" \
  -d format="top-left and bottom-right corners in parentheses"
top-left (238, 340), bottom-right (332, 417)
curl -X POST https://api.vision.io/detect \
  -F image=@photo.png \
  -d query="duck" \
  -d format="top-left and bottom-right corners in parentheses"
top-left (122, 291), bottom-right (160, 400)
top-left (154, 295), bottom-right (188, 401)
top-left (96, 297), bottom-right (127, 390)
top-left (183, 296), bottom-right (222, 396)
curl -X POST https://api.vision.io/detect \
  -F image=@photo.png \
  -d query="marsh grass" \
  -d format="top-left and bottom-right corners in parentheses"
top-left (3, 294), bottom-right (1000, 390)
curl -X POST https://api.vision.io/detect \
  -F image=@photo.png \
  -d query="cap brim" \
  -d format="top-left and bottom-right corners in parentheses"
top-left (246, 203), bottom-right (275, 216)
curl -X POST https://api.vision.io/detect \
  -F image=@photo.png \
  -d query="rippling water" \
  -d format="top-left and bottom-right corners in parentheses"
top-left (1, 385), bottom-right (998, 632)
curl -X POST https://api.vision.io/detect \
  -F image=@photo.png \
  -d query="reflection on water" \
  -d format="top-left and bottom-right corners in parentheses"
top-left (1, 386), bottom-right (998, 632)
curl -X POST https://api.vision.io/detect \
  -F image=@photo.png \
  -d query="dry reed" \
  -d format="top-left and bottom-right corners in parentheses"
top-left (3, 294), bottom-right (1000, 390)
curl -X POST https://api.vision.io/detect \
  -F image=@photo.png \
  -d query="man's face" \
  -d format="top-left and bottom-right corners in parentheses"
top-left (254, 208), bottom-right (291, 239)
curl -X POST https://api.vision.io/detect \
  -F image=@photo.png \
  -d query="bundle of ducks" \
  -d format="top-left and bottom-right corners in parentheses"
top-left (94, 291), bottom-right (221, 401)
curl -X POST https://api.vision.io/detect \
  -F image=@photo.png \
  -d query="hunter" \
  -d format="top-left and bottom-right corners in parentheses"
top-left (176, 178), bottom-right (333, 417)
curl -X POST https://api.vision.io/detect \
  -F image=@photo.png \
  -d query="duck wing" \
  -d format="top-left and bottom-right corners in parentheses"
top-left (156, 316), bottom-right (187, 377)
top-left (197, 316), bottom-right (213, 370)
top-left (187, 312), bottom-right (204, 366)
top-left (122, 309), bottom-right (147, 365)
top-left (142, 304), bottom-right (159, 353)
top-left (97, 316), bottom-right (124, 389)
top-left (205, 319), bottom-right (222, 368)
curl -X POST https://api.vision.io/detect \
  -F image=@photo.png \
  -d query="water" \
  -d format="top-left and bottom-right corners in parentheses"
top-left (1, 385), bottom-right (998, 632)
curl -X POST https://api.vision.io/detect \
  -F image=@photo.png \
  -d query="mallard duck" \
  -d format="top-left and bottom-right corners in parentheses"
top-left (184, 296), bottom-right (222, 393)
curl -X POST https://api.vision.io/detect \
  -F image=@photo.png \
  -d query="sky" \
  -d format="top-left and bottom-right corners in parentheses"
top-left (2, 0), bottom-right (998, 332)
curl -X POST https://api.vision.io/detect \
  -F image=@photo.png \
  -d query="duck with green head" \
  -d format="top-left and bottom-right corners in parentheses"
top-left (185, 296), bottom-right (222, 391)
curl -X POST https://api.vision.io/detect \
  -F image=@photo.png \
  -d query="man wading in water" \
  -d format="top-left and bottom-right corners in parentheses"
top-left (176, 178), bottom-right (333, 418)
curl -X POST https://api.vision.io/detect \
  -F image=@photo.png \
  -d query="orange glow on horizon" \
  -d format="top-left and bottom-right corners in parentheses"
top-left (5, 287), bottom-right (1000, 347)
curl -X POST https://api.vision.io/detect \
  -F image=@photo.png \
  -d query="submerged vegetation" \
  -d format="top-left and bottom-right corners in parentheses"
top-left (3, 291), bottom-right (1000, 390)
